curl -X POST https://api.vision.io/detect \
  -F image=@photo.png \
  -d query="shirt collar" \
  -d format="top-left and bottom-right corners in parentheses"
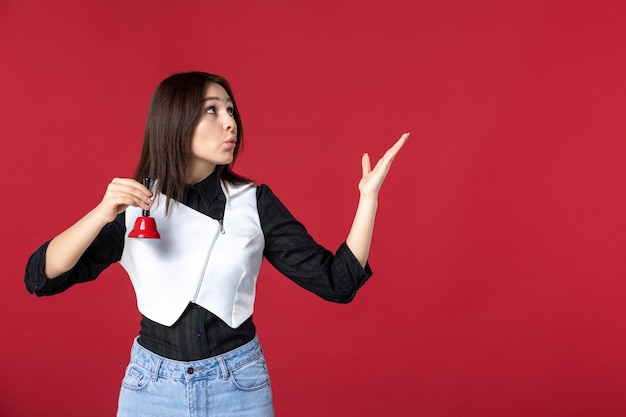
top-left (182, 171), bottom-right (223, 213)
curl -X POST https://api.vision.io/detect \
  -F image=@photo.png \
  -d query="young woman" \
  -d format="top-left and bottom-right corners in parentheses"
top-left (24, 71), bottom-right (408, 416)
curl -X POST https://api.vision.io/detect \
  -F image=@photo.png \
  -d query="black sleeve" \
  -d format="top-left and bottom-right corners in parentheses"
top-left (257, 184), bottom-right (372, 303)
top-left (24, 212), bottom-right (126, 296)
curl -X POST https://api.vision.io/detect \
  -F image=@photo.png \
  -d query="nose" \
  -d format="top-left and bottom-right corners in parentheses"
top-left (221, 112), bottom-right (236, 133)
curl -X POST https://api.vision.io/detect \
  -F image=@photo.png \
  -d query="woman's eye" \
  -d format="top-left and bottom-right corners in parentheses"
top-left (205, 106), bottom-right (216, 114)
top-left (227, 107), bottom-right (235, 116)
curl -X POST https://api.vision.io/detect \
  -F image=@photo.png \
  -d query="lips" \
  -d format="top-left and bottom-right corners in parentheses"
top-left (225, 136), bottom-right (237, 148)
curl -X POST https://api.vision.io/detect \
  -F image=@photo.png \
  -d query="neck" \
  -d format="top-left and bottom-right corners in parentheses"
top-left (186, 166), bottom-right (216, 185)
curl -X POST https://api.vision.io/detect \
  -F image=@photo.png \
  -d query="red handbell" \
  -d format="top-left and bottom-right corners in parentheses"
top-left (128, 177), bottom-right (161, 239)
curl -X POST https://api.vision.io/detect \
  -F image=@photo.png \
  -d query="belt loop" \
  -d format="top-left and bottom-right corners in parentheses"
top-left (217, 356), bottom-right (230, 380)
top-left (152, 357), bottom-right (163, 381)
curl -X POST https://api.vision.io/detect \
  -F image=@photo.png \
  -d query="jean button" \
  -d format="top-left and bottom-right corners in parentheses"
top-left (187, 367), bottom-right (194, 374)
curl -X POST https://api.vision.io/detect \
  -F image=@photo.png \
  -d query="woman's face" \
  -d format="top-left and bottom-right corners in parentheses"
top-left (187, 82), bottom-right (238, 183)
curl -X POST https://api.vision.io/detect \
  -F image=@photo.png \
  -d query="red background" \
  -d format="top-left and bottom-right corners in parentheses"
top-left (2, 1), bottom-right (626, 416)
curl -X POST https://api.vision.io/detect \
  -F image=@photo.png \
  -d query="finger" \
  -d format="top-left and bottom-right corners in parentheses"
top-left (361, 153), bottom-right (371, 176)
top-left (396, 132), bottom-right (410, 150)
top-left (108, 178), bottom-right (153, 202)
top-left (105, 179), bottom-right (153, 209)
top-left (110, 177), bottom-right (153, 196)
top-left (372, 132), bottom-right (410, 172)
top-left (383, 132), bottom-right (410, 160)
top-left (104, 190), bottom-right (151, 211)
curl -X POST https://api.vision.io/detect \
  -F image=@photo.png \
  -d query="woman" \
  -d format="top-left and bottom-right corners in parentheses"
top-left (24, 71), bottom-right (408, 416)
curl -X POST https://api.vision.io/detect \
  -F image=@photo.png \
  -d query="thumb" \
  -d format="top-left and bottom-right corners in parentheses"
top-left (361, 153), bottom-right (371, 177)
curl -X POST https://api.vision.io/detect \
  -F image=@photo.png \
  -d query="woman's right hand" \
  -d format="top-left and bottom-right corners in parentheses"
top-left (93, 178), bottom-right (153, 223)
top-left (43, 178), bottom-right (153, 278)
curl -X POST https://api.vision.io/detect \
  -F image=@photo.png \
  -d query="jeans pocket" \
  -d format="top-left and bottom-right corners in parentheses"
top-left (230, 357), bottom-right (271, 391)
top-left (121, 364), bottom-right (151, 391)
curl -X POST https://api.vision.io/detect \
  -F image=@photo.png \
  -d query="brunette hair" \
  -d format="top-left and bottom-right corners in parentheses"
top-left (134, 71), bottom-right (250, 213)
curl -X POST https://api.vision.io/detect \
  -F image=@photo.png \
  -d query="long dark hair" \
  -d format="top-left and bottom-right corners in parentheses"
top-left (134, 71), bottom-right (251, 213)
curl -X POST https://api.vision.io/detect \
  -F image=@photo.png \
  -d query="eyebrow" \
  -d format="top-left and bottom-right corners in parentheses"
top-left (203, 96), bottom-right (233, 103)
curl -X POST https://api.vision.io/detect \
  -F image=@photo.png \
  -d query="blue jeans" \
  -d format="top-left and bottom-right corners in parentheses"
top-left (117, 336), bottom-right (274, 417)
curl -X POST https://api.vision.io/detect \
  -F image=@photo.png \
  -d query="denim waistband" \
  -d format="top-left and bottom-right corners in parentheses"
top-left (129, 335), bottom-right (263, 381)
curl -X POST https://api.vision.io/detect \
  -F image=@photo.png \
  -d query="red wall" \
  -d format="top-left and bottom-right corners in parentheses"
top-left (2, 1), bottom-right (626, 416)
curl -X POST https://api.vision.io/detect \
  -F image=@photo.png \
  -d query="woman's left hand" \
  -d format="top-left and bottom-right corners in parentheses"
top-left (359, 132), bottom-right (409, 197)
